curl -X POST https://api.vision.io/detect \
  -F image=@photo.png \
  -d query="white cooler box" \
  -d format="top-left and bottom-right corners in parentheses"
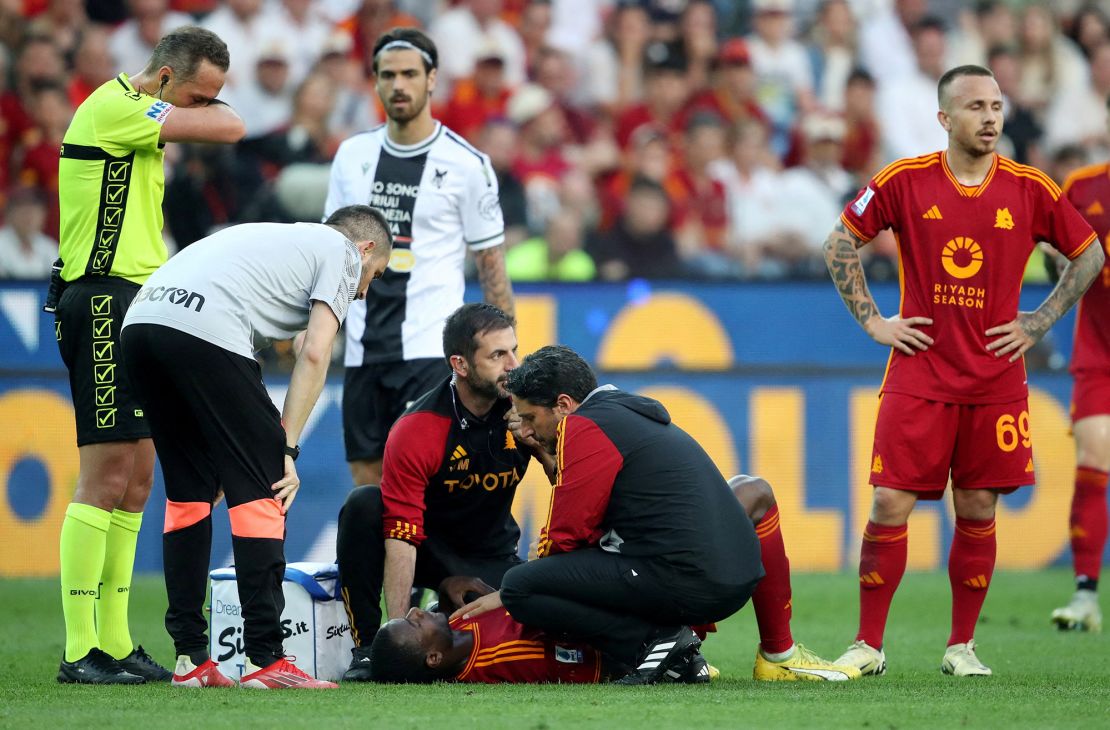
top-left (209, 561), bottom-right (354, 682)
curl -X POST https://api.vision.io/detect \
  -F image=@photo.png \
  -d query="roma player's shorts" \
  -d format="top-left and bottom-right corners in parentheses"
top-left (1071, 370), bottom-right (1110, 423)
top-left (869, 392), bottom-right (1033, 499)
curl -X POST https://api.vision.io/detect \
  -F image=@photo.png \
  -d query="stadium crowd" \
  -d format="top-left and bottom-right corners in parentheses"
top-left (2, 0), bottom-right (1110, 282)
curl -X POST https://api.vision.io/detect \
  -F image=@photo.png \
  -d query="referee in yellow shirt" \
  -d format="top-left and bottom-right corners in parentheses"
top-left (52, 26), bottom-right (245, 684)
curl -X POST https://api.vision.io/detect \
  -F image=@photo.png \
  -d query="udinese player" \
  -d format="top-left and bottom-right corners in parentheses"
top-left (335, 303), bottom-right (544, 681)
top-left (824, 64), bottom-right (1103, 676)
top-left (53, 26), bottom-right (245, 685)
top-left (1049, 154), bottom-right (1110, 633)
top-left (325, 28), bottom-right (514, 489)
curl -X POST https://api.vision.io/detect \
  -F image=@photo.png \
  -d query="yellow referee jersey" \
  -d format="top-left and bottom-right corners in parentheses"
top-left (58, 73), bottom-right (172, 284)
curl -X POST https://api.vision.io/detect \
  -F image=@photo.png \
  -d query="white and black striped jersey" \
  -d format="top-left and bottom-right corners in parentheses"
top-left (324, 122), bottom-right (505, 365)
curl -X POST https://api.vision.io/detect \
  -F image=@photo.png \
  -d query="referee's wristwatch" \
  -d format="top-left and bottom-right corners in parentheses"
top-left (284, 444), bottom-right (301, 461)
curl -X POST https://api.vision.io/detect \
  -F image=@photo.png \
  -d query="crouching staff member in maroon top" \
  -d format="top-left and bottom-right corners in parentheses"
top-left (336, 303), bottom-right (548, 681)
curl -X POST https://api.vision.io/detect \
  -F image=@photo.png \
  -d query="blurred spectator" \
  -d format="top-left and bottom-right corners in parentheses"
top-left (877, 17), bottom-right (949, 161)
top-left (0, 47), bottom-right (16, 196)
top-left (518, 0), bottom-right (552, 78)
top-left (710, 118), bottom-right (790, 278)
top-left (68, 26), bottom-right (114, 107)
top-left (505, 204), bottom-right (596, 281)
top-left (672, 111), bottom-right (737, 278)
top-left (5, 36), bottom-right (65, 188)
top-left (840, 68), bottom-right (881, 179)
top-left (774, 111), bottom-right (855, 274)
top-left (578, 0), bottom-right (652, 114)
top-left (0, 0), bottom-right (28, 51)
top-left (269, 0), bottom-right (333, 85)
top-left (16, 81), bottom-right (70, 239)
top-left (615, 40), bottom-right (689, 149)
top-left (1043, 41), bottom-right (1110, 158)
top-left (241, 72), bottom-right (338, 179)
top-left (989, 43), bottom-right (1043, 165)
top-left (508, 83), bottom-right (572, 232)
top-left (948, 0), bottom-right (1017, 67)
top-left (429, 0), bottom-right (527, 95)
top-left (859, 0), bottom-right (926, 86)
top-left (533, 45), bottom-right (596, 144)
top-left (340, 0), bottom-right (422, 78)
top-left (598, 125), bottom-right (672, 232)
top-left (547, 0), bottom-right (606, 59)
top-left (591, 176), bottom-right (682, 280)
top-left (26, 0), bottom-right (87, 63)
top-left (477, 117), bottom-right (528, 246)
top-left (806, 0), bottom-right (858, 112)
top-left (746, 0), bottom-right (815, 157)
top-left (686, 39), bottom-right (769, 133)
top-left (107, 0), bottom-right (192, 76)
top-left (441, 44), bottom-right (512, 143)
top-left (1018, 4), bottom-right (1088, 112)
top-left (164, 145), bottom-right (238, 247)
top-left (0, 186), bottom-right (57, 279)
top-left (679, 0), bottom-right (719, 93)
top-left (236, 40), bottom-right (297, 140)
top-left (201, 0), bottom-right (279, 102)
top-left (314, 31), bottom-right (379, 141)
top-left (1068, 4), bottom-right (1110, 61)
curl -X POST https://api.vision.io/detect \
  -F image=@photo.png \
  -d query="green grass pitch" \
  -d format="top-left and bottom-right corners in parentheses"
top-left (1, 569), bottom-right (1107, 729)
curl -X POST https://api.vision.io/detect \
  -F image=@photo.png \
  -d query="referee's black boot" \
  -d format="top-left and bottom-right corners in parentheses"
top-left (118, 645), bottom-right (172, 682)
top-left (341, 645), bottom-right (374, 682)
top-left (57, 648), bottom-right (145, 684)
top-left (613, 627), bottom-right (701, 686)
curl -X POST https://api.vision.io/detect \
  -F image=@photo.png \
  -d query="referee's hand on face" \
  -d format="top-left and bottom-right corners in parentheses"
top-left (271, 455), bottom-right (300, 514)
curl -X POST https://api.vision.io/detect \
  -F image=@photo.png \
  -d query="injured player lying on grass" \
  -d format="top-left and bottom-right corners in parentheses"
top-left (364, 475), bottom-right (862, 684)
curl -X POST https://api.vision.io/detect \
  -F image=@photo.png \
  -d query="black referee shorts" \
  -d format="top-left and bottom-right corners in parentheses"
top-left (55, 276), bottom-right (150, 446)
top-left (342, 358), bottom-right (449, 462)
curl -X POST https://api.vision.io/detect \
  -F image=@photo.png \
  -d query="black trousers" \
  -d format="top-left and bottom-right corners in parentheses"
top-left (335, 485), bottom-right (521, 647)
top-left (123, 324), bottom-right (287, 666)
top-left (500, 549), bottom-right (758, 667)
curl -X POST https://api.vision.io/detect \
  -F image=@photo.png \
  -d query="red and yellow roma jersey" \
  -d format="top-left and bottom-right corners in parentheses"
top-left (841, 151), bottom-right (1096, 404)
top-left (449, 610), bottom-right (602, 684)
top-left (1062, 163), bottom-right (1110, 374)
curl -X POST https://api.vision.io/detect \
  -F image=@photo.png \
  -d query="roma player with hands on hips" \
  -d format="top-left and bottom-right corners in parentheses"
top-left (824, 64), bottom-right (1103, 677)
top-left (1051, 146), bottom-right (1110, 633)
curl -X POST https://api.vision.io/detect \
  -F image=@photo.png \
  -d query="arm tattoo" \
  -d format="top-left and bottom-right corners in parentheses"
top-left (1024, 240), bottom-right (1106, 340)
top-left (473, 244), bottom-right (516, 320)
top-left (823, 223), bottom-right (878, 329)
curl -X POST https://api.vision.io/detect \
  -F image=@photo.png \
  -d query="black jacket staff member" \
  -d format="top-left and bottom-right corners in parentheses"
top-left (53, 26), bottom-right (245, 685)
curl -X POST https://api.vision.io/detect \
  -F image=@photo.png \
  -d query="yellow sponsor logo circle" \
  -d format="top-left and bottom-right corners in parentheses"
top-left (941, 236), bottom-right (984, 279)
top-left (388, 249), bottom-right (415, 273)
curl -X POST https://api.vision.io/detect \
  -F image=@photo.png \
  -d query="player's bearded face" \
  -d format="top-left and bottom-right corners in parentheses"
top-left (942, 75), bottom-right (1004, 157)
top-left (375, 50), bottom-right (434, 124)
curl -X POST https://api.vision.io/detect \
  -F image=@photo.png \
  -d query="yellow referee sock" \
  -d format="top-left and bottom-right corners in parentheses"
top-left (98, 509), bottom-right (142, 659)
top-left (60, 503), bottom-right (111, 662)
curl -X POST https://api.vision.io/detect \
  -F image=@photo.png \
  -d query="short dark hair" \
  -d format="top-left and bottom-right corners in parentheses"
top-left (372, 27), bottom-right (438, 74)
top-left (505, 345), bottom-right (597, 407)
top-left (937, 64), bottom-right (994, 107)
top-left (367, 624), bottom-right (447, 683)
top-left (145, 26), bottom-right (230, 80)
top-left (325, 205), bottom-right (393, 249)
top-left (442, 303), bottom-right (514, 366)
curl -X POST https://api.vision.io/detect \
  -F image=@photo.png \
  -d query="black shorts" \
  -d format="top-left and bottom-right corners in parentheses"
top-left (55, 277), bottom-right (150, 446)
top-left (342, 358), bottom-right (449, 462)
top-left (121, 324), bottom-right (285, 506)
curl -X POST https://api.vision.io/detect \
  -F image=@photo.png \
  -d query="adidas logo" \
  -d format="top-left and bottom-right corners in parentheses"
top-left (922, 205), bottom-right (943, 220)
top-left (963, 574), bottom-right (989, 589)
top-left (860, 571), bottom-right (885, 586)
top-left (1087, 200), bottom-right (1105, 216)
top-left (449, 445), bottom-right (469, 470)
